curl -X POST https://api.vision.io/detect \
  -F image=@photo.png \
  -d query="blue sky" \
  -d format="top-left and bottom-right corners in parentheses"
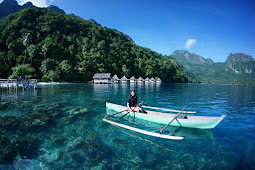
top-left (1, 0), bottom-right (255, 62)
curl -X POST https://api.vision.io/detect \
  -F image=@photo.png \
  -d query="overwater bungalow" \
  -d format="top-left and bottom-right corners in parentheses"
top-left (93, 73), bottom-right (112, 84)
top-left (112, 74), bottom-right (120, 83)
top-left (145, 77), bottom-right (150, 83)
top-left (120, 76), bottom-right (128, 83)
top-left (137, 77), bottom-right (144, 83)
top-left (150, 77), bottom-right (155, 83)
top-left (156, 78), bottom-right (162, 83)
top-left (130, 76), bottom-right (137, 83)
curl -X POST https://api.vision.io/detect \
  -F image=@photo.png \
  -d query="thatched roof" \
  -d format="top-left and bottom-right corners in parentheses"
top-left (130, 76), bottom-right (137, 80)
top-left (112, 75), bottom-right (120, 80)
top-left (93, 73), bottom-right (111, 79)
top-left (137, 77), bottom-right (144, 81)
top-left (121, 76), bottom-right (128, 80)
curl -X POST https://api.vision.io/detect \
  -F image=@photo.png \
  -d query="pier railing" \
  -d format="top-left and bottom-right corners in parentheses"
top-left (0, 79), bottom-right (37, 83)
top-left (0, 79), bottom-right (37, 90)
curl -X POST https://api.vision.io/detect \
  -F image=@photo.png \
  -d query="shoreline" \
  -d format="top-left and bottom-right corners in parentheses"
top-left (37, 82), bottom-right (87, 85)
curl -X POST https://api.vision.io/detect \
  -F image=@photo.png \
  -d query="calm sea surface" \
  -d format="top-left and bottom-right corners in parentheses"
top-left (0, 83), bottom-right (254, 169)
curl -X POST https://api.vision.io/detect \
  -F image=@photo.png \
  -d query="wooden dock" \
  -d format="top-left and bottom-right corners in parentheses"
top-left (0, 79), bottom-right (37, 91)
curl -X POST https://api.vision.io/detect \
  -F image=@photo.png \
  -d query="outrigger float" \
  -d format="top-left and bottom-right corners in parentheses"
top-left (103, 102), bottom-right (225, 140)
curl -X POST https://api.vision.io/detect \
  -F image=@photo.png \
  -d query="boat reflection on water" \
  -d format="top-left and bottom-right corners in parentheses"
top-left (163, 125), bottom-right (215, 144)
top-left (106, 108), bottom-right (215, 144)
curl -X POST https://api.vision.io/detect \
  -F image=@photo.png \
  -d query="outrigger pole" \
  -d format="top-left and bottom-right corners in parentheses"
top-left (103, 118), bottom-right (183, 140)
top-left (103, 102), bottom-right (184, 140)
top-left (160, 107), bottom-right (185, 134)
top-left (142, 105), bottom-right (196, 113)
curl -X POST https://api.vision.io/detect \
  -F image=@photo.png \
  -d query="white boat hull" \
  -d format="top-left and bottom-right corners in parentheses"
top-left (106, 102), bottom-right (225, 129)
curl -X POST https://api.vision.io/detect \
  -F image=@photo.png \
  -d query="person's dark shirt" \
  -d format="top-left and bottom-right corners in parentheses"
top-left (128, 95), bottom-right (137, 107)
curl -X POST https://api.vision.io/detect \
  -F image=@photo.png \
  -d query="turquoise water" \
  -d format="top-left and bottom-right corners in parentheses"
top-left (0, 83), bottom-right (255, 169)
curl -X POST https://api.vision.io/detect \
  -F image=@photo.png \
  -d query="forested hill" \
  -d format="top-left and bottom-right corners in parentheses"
top-left (0, 8), bottom-right (193, 82)
top-left (171, 50), bottom-right (255, 84)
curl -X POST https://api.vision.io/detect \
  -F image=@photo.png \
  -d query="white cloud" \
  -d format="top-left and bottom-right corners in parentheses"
top-left (17, 0), bottom-right (50, 7)
top-left (185, 39), bottom-right (197, 49)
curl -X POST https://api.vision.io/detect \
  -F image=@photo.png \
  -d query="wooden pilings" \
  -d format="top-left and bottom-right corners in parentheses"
top-left (0, 79), bottom-right (37, 92)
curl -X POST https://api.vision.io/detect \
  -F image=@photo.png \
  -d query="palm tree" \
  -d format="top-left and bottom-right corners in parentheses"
top-left (28, 44), bottom-right (36, 67)
top-left (42, 44), bottom-right (48, 60)
top-left (22, 33), bottom-right (30, 76)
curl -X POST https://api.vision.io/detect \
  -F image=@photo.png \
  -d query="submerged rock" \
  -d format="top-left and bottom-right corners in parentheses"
top-left (146, 155), bottom-right (157, 162)
top-left (71, 152), bottom-right (86, 164)
top-left (32, 119), bottom-right (41, 126)
top-left (91, 162), bottom-right (106, 170)
top-left (39, 151), bottom-right (60, 164)
top-left (65, 137), bottom-right (84, 152)
top-left (14, 159), bottom-right (47, 170)
top-left (130, 156), bottom-right (143, 164)
top-left (50, 135), bottom-right (66, 146)
top-left (0, 135), bottom-right (39, 164)
top-left (0, 116), bottom-right (18, 130)
top-left (0, 164), bottom-right (14, 170)
top-left (67, 107), bottom-right (89, 118)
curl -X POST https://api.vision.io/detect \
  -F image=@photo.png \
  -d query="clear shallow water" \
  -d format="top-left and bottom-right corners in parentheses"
top-left (0, 83), bottom-right (255, 169)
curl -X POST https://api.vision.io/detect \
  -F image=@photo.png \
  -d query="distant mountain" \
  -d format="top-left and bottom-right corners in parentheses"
top-left (171, 50), bottom-right (214, 65)
top-left (0, 0), bottom-right (20, 18)
top-left (0, 0), bottom-right (65, 18)
top-left (20, 2), bottom-right (33, 8)
top-left (0, 0), bottom-right (105, 27)
top-left (171, 50), bottom-right (255, 84)
top-left (225, 53), bottom-right (255, 74)
top-left (46, 5), bottom-right (65, 14)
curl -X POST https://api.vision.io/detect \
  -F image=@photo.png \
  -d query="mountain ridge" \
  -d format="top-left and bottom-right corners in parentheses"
top-left (171, 50), bottom-right (215, 65)
top-left (0, 0), bottom-right (65, 18)
top-left (171, 50), bottom-right (255, 84)
top-left (0, 0), bottom-right (104, 27)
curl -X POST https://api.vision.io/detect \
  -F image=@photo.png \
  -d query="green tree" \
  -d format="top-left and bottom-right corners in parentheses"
top-left (59, 60), bottom-right (74, 81)
top-left (27, 44), bottom-right (36, 67)
top-left (22, 33), bottom-right (31, 75)
top-left (47, 70), bottom-right (60, 82)
top-left (40, 58), bottom-right (56, 75)
top-left (10, 64), bottom-right (35, 79)
top-left (122, 64), bottom-right (129, 77)
top-left (41, 75), bottom-right (50, 82)
top-left (42, 37), bottom-right (52, 60)
top-left (42, 44), bottom-right (48, 60)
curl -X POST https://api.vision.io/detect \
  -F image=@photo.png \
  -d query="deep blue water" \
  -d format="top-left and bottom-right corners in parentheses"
top-left (0, 83), bottom-right (255, 169)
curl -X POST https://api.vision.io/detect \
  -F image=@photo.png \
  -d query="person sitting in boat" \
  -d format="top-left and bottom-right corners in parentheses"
top-left (127, 90), bottom-right (147, 113)
top-left (127, 90), bottom-right (142, 112)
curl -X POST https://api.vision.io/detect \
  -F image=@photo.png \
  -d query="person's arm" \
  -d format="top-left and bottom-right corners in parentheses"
top-left (127, 97), bottom-right (132, 111)
top-left (127, 102), bottom-right (131, 111)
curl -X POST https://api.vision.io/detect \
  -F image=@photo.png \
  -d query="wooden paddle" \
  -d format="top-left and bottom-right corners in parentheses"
top-left (160, 107), bottom-right (185, 134)
top-left (119, 101), bottom-right (144, 119)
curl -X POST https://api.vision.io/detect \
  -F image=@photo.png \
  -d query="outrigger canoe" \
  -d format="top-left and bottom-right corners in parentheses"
top-left (106, 102), bottom-right (225, 129)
